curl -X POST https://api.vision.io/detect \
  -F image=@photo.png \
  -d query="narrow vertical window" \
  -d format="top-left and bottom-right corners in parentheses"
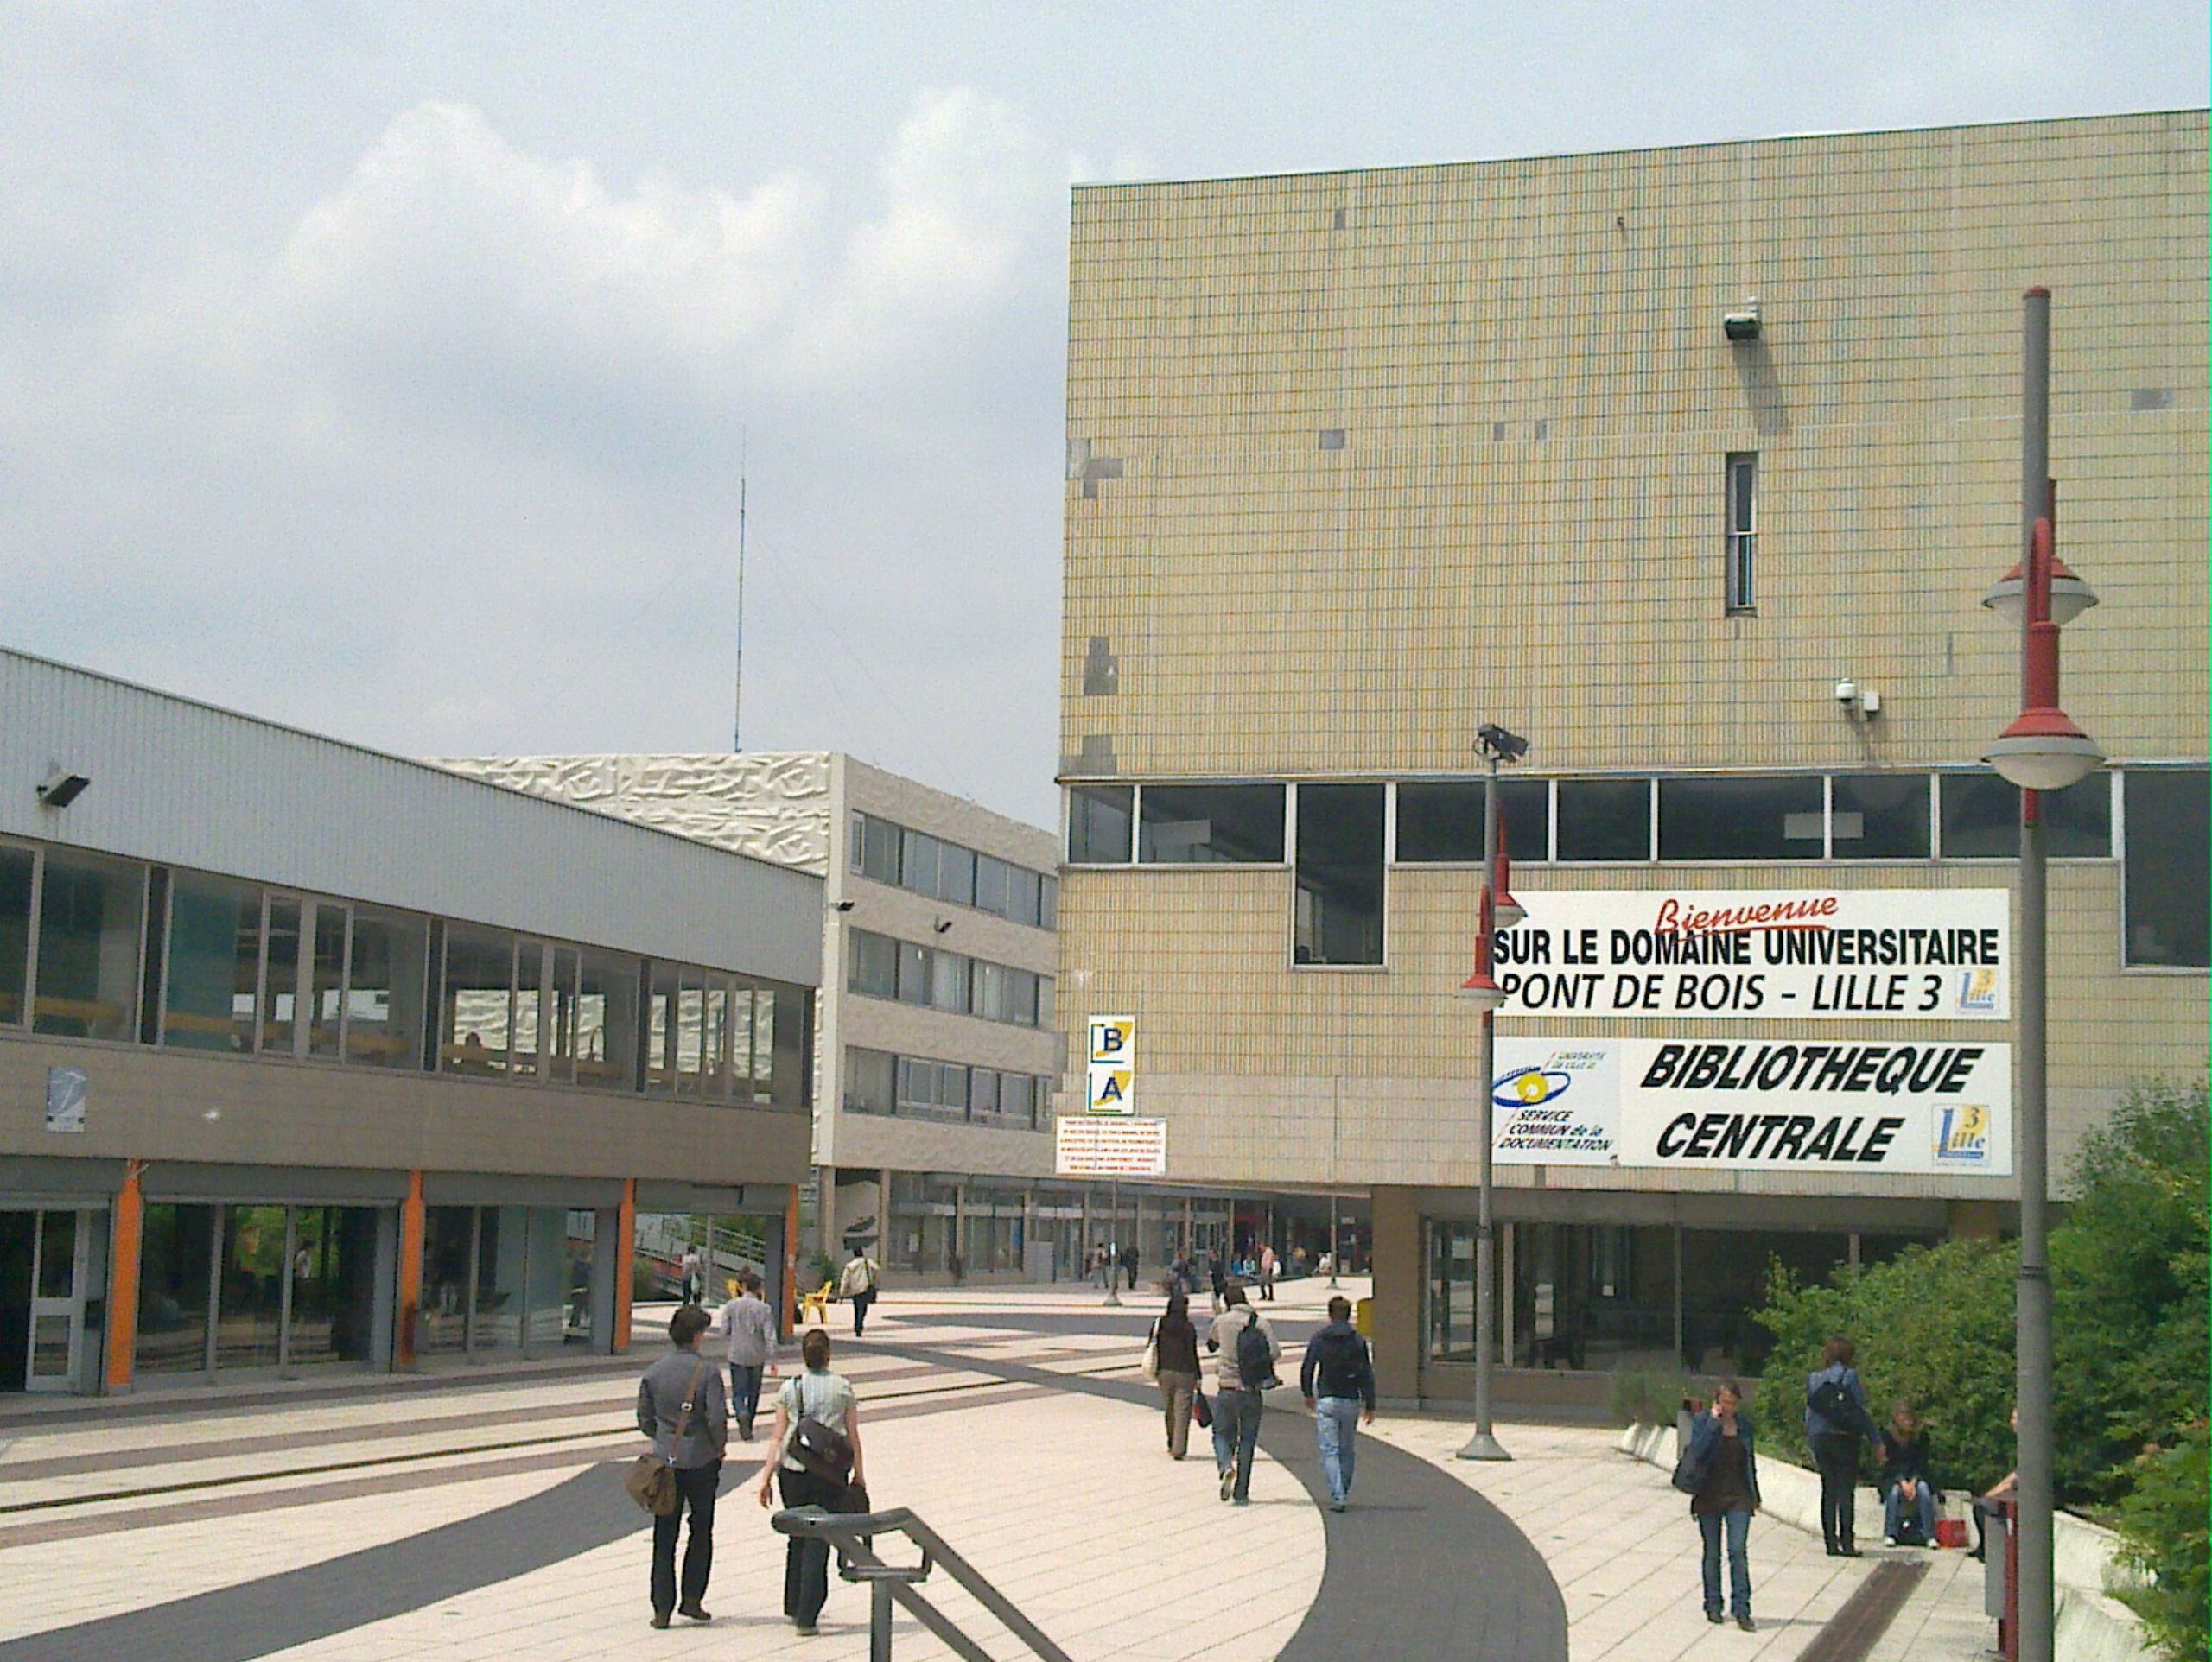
top-left (1726, 453), bottom-right (1758, 612)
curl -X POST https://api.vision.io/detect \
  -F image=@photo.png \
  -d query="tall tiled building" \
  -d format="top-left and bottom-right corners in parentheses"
top-left (1055, 111), bottom-right (2207, 1406)
top-left (442, 753), bottom-right (1242, 1284)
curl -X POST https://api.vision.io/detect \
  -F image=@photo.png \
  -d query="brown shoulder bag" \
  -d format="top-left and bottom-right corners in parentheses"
top-left (626, 1357), bottom-right (711, 1515)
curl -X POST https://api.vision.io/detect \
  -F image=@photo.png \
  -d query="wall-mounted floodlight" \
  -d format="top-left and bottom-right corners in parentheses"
top-left (1724, 297), bottom-right (1762, 342)
top-left (36, 769), bottom-right (90, 809)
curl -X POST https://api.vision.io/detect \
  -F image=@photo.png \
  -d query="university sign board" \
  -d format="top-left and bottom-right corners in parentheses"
top-left (1490, 1037), bottom-right (2013, 1176)
top-left (1494, 889), bottom-right (2011, 1021)
top-left (1056, 1113), bottom-right (1168, 1177)
top-left (1086, 1014), bottom-right (1135, 1114)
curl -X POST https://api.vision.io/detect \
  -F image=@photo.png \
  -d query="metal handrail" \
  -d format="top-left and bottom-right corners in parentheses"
top-left (772, 1506), bottom-right (1072, 1662)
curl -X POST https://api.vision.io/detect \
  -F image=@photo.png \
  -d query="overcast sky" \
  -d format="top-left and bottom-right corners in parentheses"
top-left (3, 4), bottom-right (2199, 827)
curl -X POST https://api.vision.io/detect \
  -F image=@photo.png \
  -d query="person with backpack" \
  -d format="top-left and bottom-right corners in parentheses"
top-left (756, 1328), bottom-right (866, 1638)
top-left (1205, 1284), bottom-right (1280, 1504)
top-left (1675, 1380), bottom-right (1762, 1632)
top-left (1805, 1335), bottom-right (1885, 1557)
top-left (636, 1304), bottom-right (728, 1629)
top-left (838, 1245), bottom-right (880, 1336)
top-left (1299, 1295), bottom-right (1376, 1512)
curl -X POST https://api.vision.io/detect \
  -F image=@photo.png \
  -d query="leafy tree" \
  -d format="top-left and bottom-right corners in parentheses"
top-left (2112, 1422), bottom-right (2209, 1662)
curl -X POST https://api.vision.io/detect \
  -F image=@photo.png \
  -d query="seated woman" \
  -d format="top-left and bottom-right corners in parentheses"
top-left (1880, 1400), bottom-right (1940, 1546)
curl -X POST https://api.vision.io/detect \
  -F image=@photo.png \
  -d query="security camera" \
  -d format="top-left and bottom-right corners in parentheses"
top-left (1475, 723), bottom-right (1530, 764)
top-left (1834, 678), bottom-right (1859, 708)
top-left (832, 900), bottom-right (856, 913)
top-left (1724, 297), bottom-right (1762, 342)
top-left (932, 917), bottom-right (954, 935)
top-left (35, 768), bottom-right (90, 809)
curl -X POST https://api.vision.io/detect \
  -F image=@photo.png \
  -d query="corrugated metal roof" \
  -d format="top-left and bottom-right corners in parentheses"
top-left (0, 649), bottom-right (820, 983)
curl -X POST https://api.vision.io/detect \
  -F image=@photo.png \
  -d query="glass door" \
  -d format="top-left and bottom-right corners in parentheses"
top-left (26, 1209), bottom-right (87, 1392)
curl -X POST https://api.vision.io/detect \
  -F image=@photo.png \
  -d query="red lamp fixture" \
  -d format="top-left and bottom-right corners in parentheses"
top-left (1491, 835), bottom-right (1526, 930)
top-left (1457, 885), bottom-right (1508, 1011)
top-left (1984, 516), bottom-right (2104, 792)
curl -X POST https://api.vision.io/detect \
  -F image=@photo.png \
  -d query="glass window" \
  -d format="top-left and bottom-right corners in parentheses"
top-left (1726, 452), bottom-right (1758, 613)
top-left (857, 814), bottom-right (900, 884)
top-left (539, 946), bottom-right (579, 1086)
top-left (1941, 771), bottom-right (2111, 859)
top-left (768, 984), bottom-right (807, 1112)
top-left (2125, 769), bottom-right (2209, 967)
top-left (1295, 783), bottom-right (1385, 966)
top-left (417, 1205), bottom-right (474, 1357)
top-left (969, 1066), bottom-right (999, 1120)
top-left (900, 829), bottom-right (940, 897)
top-left (937, 843), bottom-right (976, 907)
top-left (442, 926), bottom-right (515, 1075)
top-left (136, 1202), bottom-right (213, 1374)
top-left (896, 941), bottom-right (931, 1006)
top-left (1036, 975), bottom-right (1055, 1032)
top-left (844, 1046), bottom-right (896, 1114)
top-left (1555, 779), bottom-right (1649, 861)
top-left (1831, 774), bottom-right (1932, 860)
top-left (307, 903), bottom-right (348, 1061)
top-left (1006, 967), bottom-right (1039, 1027)
top-left (259, 896), bottom-right (303, 1055)
top-left (646, 962), bottom-right (680, 1089)
top-left (930, 949), bottom-right (969, 1014)
top-left (346, 907), bottom-right (428, 1069)
top-left (1008, 866), bottom-right (1043, 926)
top-left (973, 961), bottom-right (1007, 1024)
top-left (163, 874), bottom-right (260, 1053)
top-left (1659, 776), bottom-right (1825, 861)
top-left (848, 813), bottom-right (865, 874)
top-left (0, 845), bottom-right (32, 1027)
top-left (1138, 783), bottom-right (1285, 864)
top-left (575, 948), bottom-right (638, 1089)
top-left (847, 929), bottom-right (897, 999)
top-left (34, 852), bottom-right (144, 1041)
top-left (217, 1204), bottom-right (285, 1370)
top-left (1040, 875), bottom-right (1059, 931)
top-left (512, 942), bottom-right (548, 1080)
top-left (701, 978), bottom-right (730, 1096)
top-left (1396, 779), bottom-right (1547, 863)
top-left (1068, 785), bottom-right (1135, 864)
top-left (472, 1206), bottom-right (527, 1352)
top-left (675, 972), bottom-right (707, 1094)
top-left (975, 853), bottom-right (1011, 916)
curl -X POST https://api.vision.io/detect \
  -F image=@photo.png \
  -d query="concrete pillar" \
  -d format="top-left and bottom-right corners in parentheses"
top-left (104, 1159), bottom-right (144, 1393)
top-left (1369, 1185), bottom-right (1422, 1407)
top-left (816, 1163), bottom-right (839, 1262)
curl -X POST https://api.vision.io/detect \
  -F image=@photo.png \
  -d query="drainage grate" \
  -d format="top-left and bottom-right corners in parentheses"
top-left (1797, 1558), bottom-right (1929, 1662)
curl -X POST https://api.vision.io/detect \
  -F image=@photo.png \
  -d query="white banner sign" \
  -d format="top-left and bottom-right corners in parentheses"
top-left (1056, 1114), bottom-right (1167, 1177)
top-left (1085, 1014), bottom-right (1136, 1114)
top-left (1496, 889), bottom-right (2011, 1021)
top-left (1492, 1037), bottom-right (2012, 1176)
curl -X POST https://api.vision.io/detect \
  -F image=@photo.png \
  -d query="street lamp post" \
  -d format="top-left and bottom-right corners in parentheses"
top-left (1103, 1177), bottom-right (1122, 1306)
top-left (1981, 286), bottom-right (2101, 1662)
top-left (1458, 723), bottom-right (1527, 1463)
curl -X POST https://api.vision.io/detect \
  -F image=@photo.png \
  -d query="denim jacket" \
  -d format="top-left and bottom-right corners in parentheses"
top-left (1683, 1409), bottom-right (1764, 1511)
top-left (1804, 1362), bottom-right (1874, 1443)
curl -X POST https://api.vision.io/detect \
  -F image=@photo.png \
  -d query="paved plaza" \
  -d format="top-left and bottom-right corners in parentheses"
top-left (0, 1277), bottom-right (1993, 1661)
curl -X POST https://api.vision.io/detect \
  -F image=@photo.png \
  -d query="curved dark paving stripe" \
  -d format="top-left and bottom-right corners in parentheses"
top-left (868, 1335), bottom-right (1570, 1662)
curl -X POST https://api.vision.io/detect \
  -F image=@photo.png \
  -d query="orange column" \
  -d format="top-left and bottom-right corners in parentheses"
top-left (104, 1160), bottom-right (145, 1393)
top-left (395, 1170), bottom-right (425, 1367)
top-left (783, 1187), bottom-right (801, 1335)
top-left (613, 1179), bottom-right (636, 1353)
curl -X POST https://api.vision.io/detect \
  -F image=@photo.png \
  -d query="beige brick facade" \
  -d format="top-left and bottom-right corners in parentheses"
top-left (1057, 111), bottom-right (2209, 1209)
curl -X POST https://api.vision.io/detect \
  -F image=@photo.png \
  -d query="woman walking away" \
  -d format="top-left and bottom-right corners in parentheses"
top-left (1153, 1291), bottom-right (1202, 1459)
top-left (637, 1304), bottom-right (728, 1629)
top-left (1881, 1401), bottom-right (1939, 1547)
top-left (1805, 1336), bottom-right (1885, 1557)
top-left (758, 1328), bottom-right (865, 1638)
top-left (1682, 1380), bottom-right (1761, 1632)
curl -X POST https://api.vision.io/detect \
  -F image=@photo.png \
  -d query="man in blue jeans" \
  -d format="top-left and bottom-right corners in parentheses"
top-left (1205, 1285), bottom-right (1280, 1503)
top-left (1300, 1295), bottom-right (1376, 1513)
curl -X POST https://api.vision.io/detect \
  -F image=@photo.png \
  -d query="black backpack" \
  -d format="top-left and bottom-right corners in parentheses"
top-left (1808, 1376), bottom-right (1852, 1422)
top-left (1234, 1310), bottom-right (1277, 1389)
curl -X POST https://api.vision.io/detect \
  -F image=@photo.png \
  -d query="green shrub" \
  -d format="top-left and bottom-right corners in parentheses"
top-left (2112, 1423), bottom-right (2209, 1662)
top-left (1754, 1237), bottom-right (2020, 1488)
top-left (1610, 1366), bottom-right (1694, 1429)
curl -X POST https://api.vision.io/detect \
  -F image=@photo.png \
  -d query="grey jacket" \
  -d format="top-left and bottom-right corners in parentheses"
top-left (638, 1348), bottom-right (728, 1468)
top-left (720, 1293), bottom-right (778, 1367)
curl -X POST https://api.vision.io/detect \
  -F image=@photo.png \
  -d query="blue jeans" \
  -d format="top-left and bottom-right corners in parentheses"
top-left (1885, 1481), bottom-right (1937, 1542)
top-left (729, 1363), bottom-right (764, 1434)
top-left (1314, 1397), bottom-right (1362, 1505)
top-left (1698, 1509), bottom-right (1753, 1619)
top-left (1211, 1387), bottom-right (1264, 1500)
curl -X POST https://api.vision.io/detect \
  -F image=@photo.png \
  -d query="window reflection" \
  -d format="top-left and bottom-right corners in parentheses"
top-left (308, 903), bottom-right (347, 1060)
top-left (2124, 769), bottom-right (2209, 967)
top-left (346, 908), bottom-right (427, 1069)
top-left (33, 852), bottom-right (143, 1041)
top-left (442, 927), bottom-right (514, 1075)
top-left (260, 897), bottom-right (303, 1054)
top-left (0, 847), bottom-right (29, 1027)
top-left (164, 875), bottom-right (261, 1053)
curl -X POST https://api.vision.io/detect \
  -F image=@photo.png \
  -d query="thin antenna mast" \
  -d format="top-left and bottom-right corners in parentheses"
top-left (733, 431), bottom-right (747, 752)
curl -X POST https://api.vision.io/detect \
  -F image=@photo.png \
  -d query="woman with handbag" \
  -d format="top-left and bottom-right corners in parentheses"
top-left (1677, 1380), bottom-right (1761, 1633)
top-left (757, 1327), bottom-right (865, 1638)
top-left (1151, 1291), bottom-right (1202, 1459)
